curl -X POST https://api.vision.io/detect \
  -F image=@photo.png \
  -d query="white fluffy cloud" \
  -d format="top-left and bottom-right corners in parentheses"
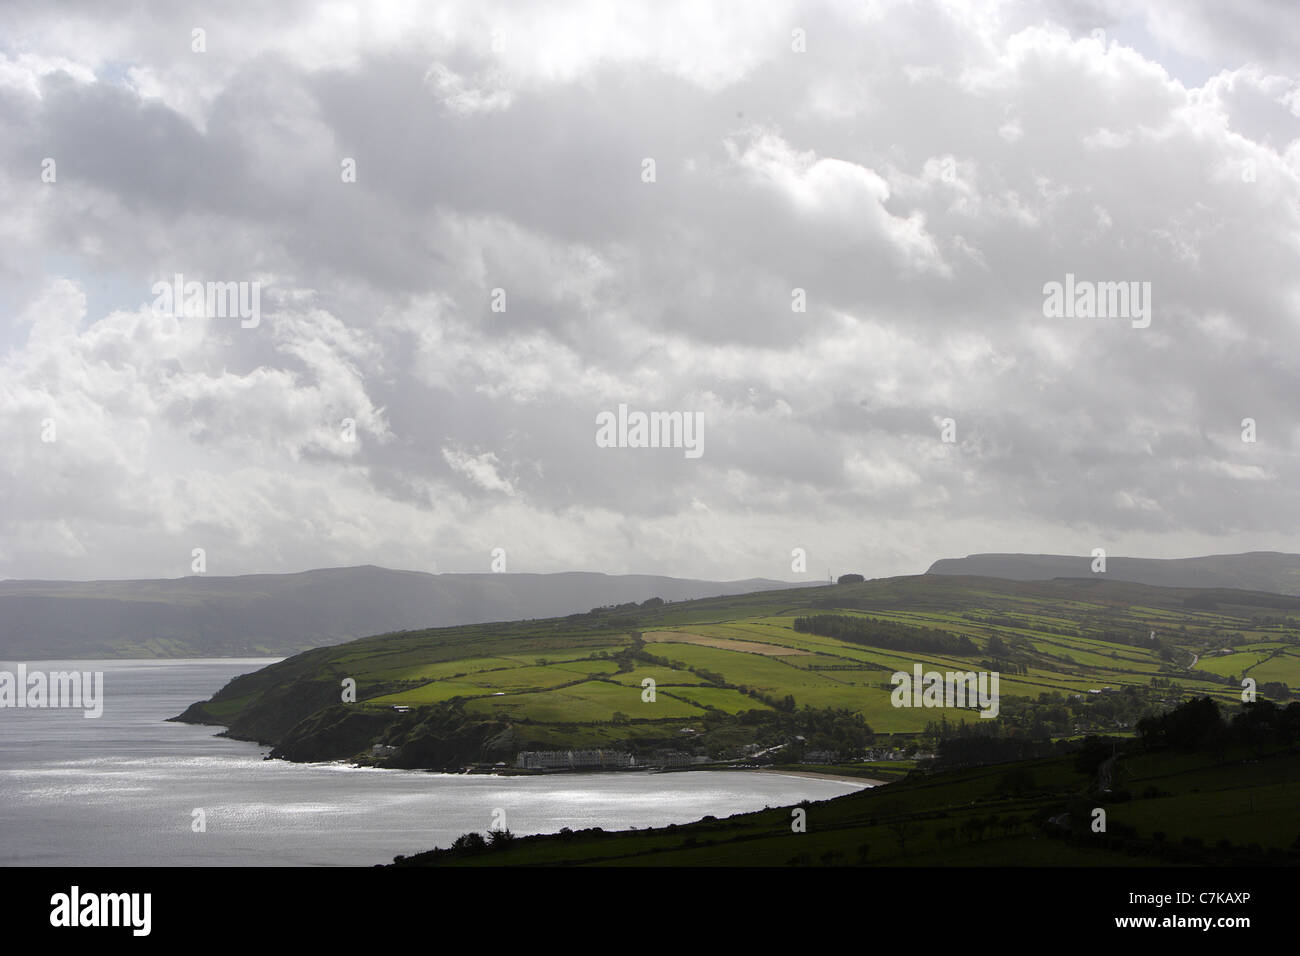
top-left (1, 0), bottom-right (1298, 581)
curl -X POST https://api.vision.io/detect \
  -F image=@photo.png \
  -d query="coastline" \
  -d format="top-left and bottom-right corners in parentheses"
top-left (359, 762), bottom-right (890, 786)
top-left (745, 768), bottom-right (887, 787)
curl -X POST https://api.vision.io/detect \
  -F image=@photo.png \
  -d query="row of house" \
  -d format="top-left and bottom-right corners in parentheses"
top-left (515, 750), bottom-right (636, 769)
top-left (654, 751), bottom-right (711, 768)
top-left (514, 749), bottom-right (712, 770)
top-left (802, 750), bottom-right (840, 764)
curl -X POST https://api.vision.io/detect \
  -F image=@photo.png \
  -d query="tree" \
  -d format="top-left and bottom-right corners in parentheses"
top-left (837, 573), bottom-right (865, 585)
top-left (451, 831), bottom-right (487, 852)
top-left (888, 819), bottom-right (921, 855)
top-left (1136, 696), bottom-right (1225, 750)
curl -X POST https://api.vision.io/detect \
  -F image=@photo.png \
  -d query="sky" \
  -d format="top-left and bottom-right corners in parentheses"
top-left (1, 0), bottom-right (1298, 582)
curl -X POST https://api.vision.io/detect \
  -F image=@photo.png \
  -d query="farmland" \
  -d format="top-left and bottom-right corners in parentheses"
top-left (176, 573), bottom-right (1300, 768)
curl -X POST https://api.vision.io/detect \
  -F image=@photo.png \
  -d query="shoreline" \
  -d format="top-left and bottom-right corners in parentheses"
top-left (746, 768), bottom-right (887, 787)
top-left (351, 761), bottom-right (890, 786)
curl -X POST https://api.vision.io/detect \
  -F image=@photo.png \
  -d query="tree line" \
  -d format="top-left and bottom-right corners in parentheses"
top-left (792, 614), bottom-right (979, 655)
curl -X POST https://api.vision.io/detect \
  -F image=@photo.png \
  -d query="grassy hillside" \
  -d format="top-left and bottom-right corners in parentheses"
top-left (392, 722), bottom-right (1300, 866)
top-left (176, 574), bottom-right (1300, 767)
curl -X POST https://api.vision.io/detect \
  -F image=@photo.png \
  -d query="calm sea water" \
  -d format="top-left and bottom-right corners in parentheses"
top-left (0, 659), bottom-right (866, 866)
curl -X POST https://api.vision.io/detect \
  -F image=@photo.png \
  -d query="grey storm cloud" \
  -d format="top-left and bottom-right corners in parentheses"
top-left (1, 0), bottom-right (1298, 581)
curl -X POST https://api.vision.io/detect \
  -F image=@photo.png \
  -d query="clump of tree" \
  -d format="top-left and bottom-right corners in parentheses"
top-left (1260, 680), bottom-right (1292, 701)
top-left (982, 634), bottom-right (1030, 675)
top-left (692, 705), bottom-right (873, 759)
top-left (931, 725), bottom-right (1059, 769)
top-left (1136, 696), bottom-right (1300, 751)
top-left (837, 573), bottom-right (865, 585)
top-left (793, 614), bottom-right (978, 655)
top-left (451, 831), bottom-right (486, 852)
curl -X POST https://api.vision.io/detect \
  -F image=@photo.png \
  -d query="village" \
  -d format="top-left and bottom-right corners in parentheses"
top-left (361, 739), bottom-right (935, 776)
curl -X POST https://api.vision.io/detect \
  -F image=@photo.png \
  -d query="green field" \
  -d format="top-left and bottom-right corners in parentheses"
top-left (178, 573), bottom-right (1299, 766)
top-left (464, 680), bottom-right (708, 721)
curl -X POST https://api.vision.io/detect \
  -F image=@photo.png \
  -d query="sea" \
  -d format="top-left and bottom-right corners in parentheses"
top-left (0, 658), bottom-right (867, 866)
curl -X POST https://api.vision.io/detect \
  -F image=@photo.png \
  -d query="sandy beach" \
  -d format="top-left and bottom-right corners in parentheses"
top-left (748, 768), bottom-right (889, 787)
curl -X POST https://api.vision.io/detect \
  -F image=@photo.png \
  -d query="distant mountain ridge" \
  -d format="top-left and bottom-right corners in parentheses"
top-left (0, 566), bottom-right (799, 659)
top-left (927, 551), bottom-right (1300, 595)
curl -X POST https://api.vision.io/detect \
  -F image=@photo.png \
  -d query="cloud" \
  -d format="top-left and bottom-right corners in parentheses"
top-left (442, 446), bottom-right (518, 496)
top-left (1, 0), bottom-right (1299, 581)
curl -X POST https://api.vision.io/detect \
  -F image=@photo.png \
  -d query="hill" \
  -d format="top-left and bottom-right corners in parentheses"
top-left (391, 696), bottom-right (1300, 866)
top-left (0, 566), bottom-right (796, 658)
top-left (175, 574), bottom-right (1300, 766)
top-left (927, 551), bottom-right (1300, 595)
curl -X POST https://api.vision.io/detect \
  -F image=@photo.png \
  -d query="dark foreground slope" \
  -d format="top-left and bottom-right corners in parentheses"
top-left (0, 565), bottom-right (794, 658)
top-left (928, 551), bottom-right (1300, 595)
top-left (393, 698), bottom-right (1300, 867)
